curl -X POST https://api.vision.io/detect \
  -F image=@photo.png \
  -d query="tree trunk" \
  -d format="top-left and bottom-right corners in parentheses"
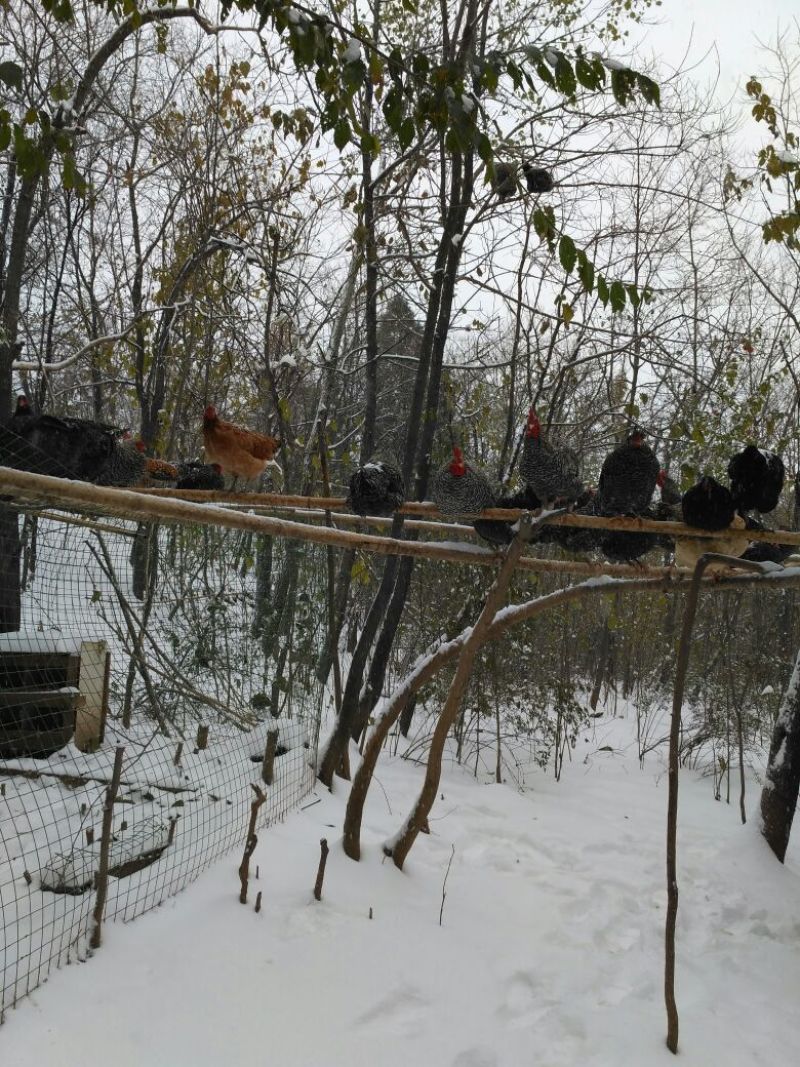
top-left (0, 505), bottom-right (21, 632)
top-left (760, 648), bottom-right (800, 863)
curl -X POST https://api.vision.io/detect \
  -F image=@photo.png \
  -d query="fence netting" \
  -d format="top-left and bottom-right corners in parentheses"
top-left (0, 466), bottom-right (325, 1019)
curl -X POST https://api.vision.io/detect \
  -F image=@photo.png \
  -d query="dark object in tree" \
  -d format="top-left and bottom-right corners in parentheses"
top-left (728, 444), bottom-right (785, 514)
top-left (761, 651), bottom-right (800, 863)
top-left (519, 409), bottom-right (583, 506)
top-left (657, 470), bottom-right (682, 505)
top-left (491, 162), bottom-right (517, 199)
top-left (176, 461), bottom-right (225, 491)
top-left (598, 428), bottom-right (660, 516)
top-left (347, 459), bottom-right (405, 516)
top-left (521, 162), bottom-right (554, 193)
top-left (472, 485), bottom-right (541, 548)
top-left (681, 476), bottom-right (735, 531)
top-left (430, 447), bottom-right (496, 515)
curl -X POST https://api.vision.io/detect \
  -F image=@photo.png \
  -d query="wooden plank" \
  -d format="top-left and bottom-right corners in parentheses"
top-left (75, 641), bottom-right (109, 753)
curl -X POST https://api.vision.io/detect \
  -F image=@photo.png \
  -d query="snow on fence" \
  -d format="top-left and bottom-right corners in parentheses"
top-left (0, 504), bottom-right (325, 1021)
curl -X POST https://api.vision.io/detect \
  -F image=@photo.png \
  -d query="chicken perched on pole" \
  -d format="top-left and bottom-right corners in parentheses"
top-left (728, 445), bottom-right (785, 515)
top-left (202, 405), bottom-right (282, 488)
top-left (519, 409), bottom-right (583, 507)
top-left (347, 459), bottom-right (405, 517)
top-left (681, 476), bottom-right (735, 531)
top-left (176, 461), bottom-right (225, 491)
top-left (431, 447), bottom-right (497, 519)
top-left (598, 428), bottom-right (660, 516)
top-left (472, 486), bottom-right (541, 548)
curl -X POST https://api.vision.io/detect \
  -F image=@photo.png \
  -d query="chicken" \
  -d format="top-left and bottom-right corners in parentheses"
top-left (728, 445), bottom-right (785, 514)
top-left (430, 446), bottom-right (496, 516)
top-left (491, 162), bottom-right (518, 200)
top-left (472, 485), bottom-right (541, 548)
top-left (0, 421), bottom-right (75, 481)
top-left (11, 410), bottom-right (116, 482)
top-left (176, 461), bottom-right (225, 491)
top-left (598, 428), bottom-right (660, 516)
top-left (681, 476), bottom-right (735, 531)
top-left (600, 529), bottom-right (658, 564)
top-left (740, 540), bottom-right (796, 565)
top-left (675, 514), bottom-right (749, 572)
top-left (347, 460), bottom-right (405, 517)
top-left (521, 163), bottom-right (554, 193)
top-left (519, 409), bottom-right (583, 506)
top-left (657, 470), bottom-right (682, 506)
top-left (202, 405), bottom-right (282, 486)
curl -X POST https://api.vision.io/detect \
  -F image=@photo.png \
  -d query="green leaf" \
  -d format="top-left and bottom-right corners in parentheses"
top-left (609, 280), bottom-right (626, 313)
top-left (626, 284), bottom-right (641, 308)
top-left (597, 276), bottom-right (610, 307)
top-left (576, 250), bottom-right (595, 292)
top-left (398, 117), bottom-right (415, 150)
top-left (554, 55), bottom-right (577, 98)
top-left (637, 74), bottom-right (660, 108)
top-left (333, 117), bottom-right (351, 149)
top-left (0, 61), bottom-right (23, 92)
top-left (558, 234), bottom-right (577, 274)
top-left (575, 57), bottom-right (601, 92)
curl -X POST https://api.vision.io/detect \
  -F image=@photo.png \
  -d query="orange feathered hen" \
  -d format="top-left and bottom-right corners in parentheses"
top-left (202, 405), bottom-right (282, 485)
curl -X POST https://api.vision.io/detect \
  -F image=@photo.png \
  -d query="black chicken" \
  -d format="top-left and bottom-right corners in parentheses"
top-left (473, 485), bottom-right (541, 548)
top-left (431, 447), bottom-right (496, 515)
top-left (728, 445), bottom-right (785, 514)
top-left (176, 461), bottom-right (225, 491)
top-left (347, 459), bottom-right (405, 517)
top-left (598, 428), bottom-right (660, 516)
top-left (521, 162), bottom-right (554, 193)
top-left (519, 409), bottom-right (583, 506)
top-left (740, 540), bottom-right (796, 565)
top-left (12, 412), bottom-right (115, 482)
top-left (681, 476), bottom-right (735, 531)
top-left (600, 528), bottom-right (658, 564)
top-left (0, 422), bottom-right (75, 481)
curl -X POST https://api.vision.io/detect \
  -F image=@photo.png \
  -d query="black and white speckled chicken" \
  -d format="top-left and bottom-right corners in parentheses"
top-left (176, 461), bottom-right (225, 491)
top-left (681, 476), bottom-right (735, 531)
top-left (728, 445), bottom-right (785, 514)
top-left (472, 485), bottom-right (541, 548)
top-left (347, 459), bottom-right (405, 517)
top-left (431, 447), bottom-right (496, 516)
top-left (519, 409), bottom-right (583, 506)
top-left (598, 428), bottom-right (660, 516)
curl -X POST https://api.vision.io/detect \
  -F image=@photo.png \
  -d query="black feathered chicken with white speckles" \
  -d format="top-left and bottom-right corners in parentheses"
top-left (519, 409), bottom-right (583, 506)
top-left (431, 447), bottom-right (496, 516)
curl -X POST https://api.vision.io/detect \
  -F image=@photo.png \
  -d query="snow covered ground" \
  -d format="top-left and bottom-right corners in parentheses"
top-left (1, 709), bottom-right (798, 1066)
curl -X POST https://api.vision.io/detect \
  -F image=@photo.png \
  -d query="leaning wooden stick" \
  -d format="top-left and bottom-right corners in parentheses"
top-left (238, 784), bottom-right (266, 905)
top-left (90, 745), bottom-right (125, 950)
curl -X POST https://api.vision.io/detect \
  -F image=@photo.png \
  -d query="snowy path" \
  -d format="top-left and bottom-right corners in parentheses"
top-left (1, 713), bottom-right (798, 1066)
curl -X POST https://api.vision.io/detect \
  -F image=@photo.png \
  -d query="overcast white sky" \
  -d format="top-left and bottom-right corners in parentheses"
top-left (630, 0), bottom-right (798, 133)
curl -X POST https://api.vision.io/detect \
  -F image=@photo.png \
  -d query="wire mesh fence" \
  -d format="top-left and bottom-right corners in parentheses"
top-left (0, 481), bottom-right (326, 1020)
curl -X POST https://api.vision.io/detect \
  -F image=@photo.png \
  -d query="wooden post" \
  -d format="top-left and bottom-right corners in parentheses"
top-left (196, 724), bottom-right (209, 750)
top-left (238, 784), bottom-right (266, 904)
top-left (76, 641), bottom-right (110, 753)
top-left (261, 729), bottom-right (279, 786)
top-left (313, 838), bottom-right (329, 901)
top-left (90, 745), bottom-right (125, 950)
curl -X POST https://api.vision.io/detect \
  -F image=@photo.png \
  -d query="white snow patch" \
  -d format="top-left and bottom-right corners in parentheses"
top-left (343, 39), bottom-right (361, 63)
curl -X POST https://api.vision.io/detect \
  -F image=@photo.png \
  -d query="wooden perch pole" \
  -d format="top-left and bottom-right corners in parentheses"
top-left (387, 514), bottom-right (539, 870)
top-left (313, 838), bottom-right (329, 901)
top-left (665, 553), bottom-right (768, 1054)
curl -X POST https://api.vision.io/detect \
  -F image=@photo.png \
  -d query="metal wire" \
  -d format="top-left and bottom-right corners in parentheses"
top-left (0, 460), bottom-right (325, 1019)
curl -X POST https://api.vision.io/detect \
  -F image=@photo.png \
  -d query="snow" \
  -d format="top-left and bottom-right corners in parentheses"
top-left (343, 39), bottom-right (361, 64)
top-left (543, 48), bottom-right (559, 65)
top-left (776, 149), bottom-right (800, 165)
top-left (2, 710), bottom-right (798, 1066)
